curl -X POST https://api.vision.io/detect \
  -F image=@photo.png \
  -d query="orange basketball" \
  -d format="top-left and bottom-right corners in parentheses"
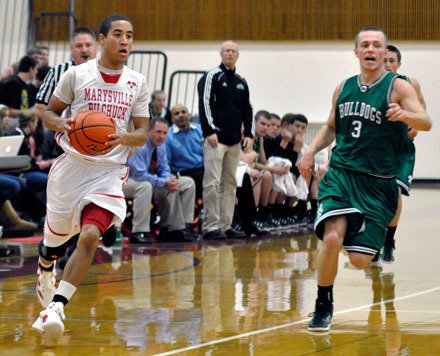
top-left (68, 110), bottom-right (116, 156)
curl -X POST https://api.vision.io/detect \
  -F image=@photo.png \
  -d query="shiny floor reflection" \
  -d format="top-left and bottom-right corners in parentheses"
top-left (0, 188), bottom-right (440, 355)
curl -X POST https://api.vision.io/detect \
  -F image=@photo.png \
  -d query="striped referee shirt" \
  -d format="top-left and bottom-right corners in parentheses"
top-left (36, 60), bottom-right (75, 105)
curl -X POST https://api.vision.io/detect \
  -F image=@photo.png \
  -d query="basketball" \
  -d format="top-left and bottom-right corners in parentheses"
top-left (68, 110), bottom-right (116, 156)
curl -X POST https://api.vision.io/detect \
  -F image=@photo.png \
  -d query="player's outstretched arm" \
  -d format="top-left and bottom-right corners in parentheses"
top-left (43, 96), bottom-right (71, 132)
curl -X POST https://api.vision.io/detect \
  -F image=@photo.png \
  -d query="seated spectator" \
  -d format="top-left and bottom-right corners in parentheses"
top-left (239, 146), bottom-right (261, 204)
top-left (0, 108), bottom-right (27, 200)
top-left (263, 113), bottom-right (304, 223)
top-left (267, 156), bottom-right (297, 198)
top-left (165, 103), bottom-right (204, 219)
top-left (28, 64), bottom-right (52, 109)
top-left (122, 178), bottom-right (154, 244)
top-left (236, 144), bottom-right (264, 236)
top-left (268, 113), bottom-right (325, 224)
top-left (148, 90), bottom-right (172, 125)
top-left (0, 105), bottom-right (11, 135)
top-left (9, 111), bottom-right (49, 194)
top-left (0, 122), bottom-right (38, 237)
top-left (0, 55), bottom-right (38, 119)
top-left (0, 110), bottom-right (45, 226)
top-left (291, 114), bottom-right (329, 223)
top-left (0, 170), bottom-right (23, 202)
top-left (125, 117), bottom-right (199, 243)
top-left (0, 190), bottom-right (37, 237)
top-left (252, 110), bottom-right (291, 228)
top-left (268, 113), bottom-right (282, 138)
top-left (0, 110), bottom-right (48, 227)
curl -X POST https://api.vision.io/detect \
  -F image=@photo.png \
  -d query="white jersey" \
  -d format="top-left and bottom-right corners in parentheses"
top-left (44, 153), bottom-right (129, 247)
top-left (53, 58), bottom-right (150, 165)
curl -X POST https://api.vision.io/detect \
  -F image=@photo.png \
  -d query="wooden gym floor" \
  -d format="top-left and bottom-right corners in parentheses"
top-left (0, 188), bottom-right (439, 355)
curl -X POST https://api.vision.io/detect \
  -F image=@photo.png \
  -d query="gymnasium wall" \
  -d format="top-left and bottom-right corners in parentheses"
top-left (134, 40), bottom-right (440, 180)
top-left (2, 0), bottom-right (438, 179)
top-left (31, 0), bottom-right (440, 41)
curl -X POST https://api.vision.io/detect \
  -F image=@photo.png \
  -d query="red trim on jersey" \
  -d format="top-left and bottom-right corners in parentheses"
top-left (100, 71), bottom-right (121, 84)
top-left (55, 131), bottom-right (64, 146)
top-left (48, 153), bottom-right (67, 180)
top-left (81, 203), bottom-right (114, 234)
top-left (46, 218), bottom-right (69, 237)
top-left (121, 167), bottom-right (129, 186)
top-left (95, 192), bottom-right (125, 199)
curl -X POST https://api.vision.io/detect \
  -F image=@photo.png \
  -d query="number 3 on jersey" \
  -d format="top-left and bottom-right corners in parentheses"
top-left (351, 120), bottom-right (362, 138)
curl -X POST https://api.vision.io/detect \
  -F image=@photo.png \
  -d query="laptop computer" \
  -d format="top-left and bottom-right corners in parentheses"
top-left (0, 135), bottom-right (24, 157)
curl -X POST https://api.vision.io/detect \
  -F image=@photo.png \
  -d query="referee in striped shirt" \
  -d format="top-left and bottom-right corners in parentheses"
top-left (35, 28), bottom-right (98, 118)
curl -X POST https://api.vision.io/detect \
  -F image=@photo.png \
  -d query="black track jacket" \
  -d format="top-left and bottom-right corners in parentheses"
top-left (198, 63), bottom-right (253, 146)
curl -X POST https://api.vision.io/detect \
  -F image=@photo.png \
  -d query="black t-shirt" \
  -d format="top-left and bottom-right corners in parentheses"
top-left (264, 135), bottom-right (300, 176)
top-left (27, 84), bottom-right (39, 107)
top-left (0, 75), bottom-right (32, 109)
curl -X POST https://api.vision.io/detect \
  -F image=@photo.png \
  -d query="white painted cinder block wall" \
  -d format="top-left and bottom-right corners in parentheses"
top-left (133, 41), bottom-right (439, 179)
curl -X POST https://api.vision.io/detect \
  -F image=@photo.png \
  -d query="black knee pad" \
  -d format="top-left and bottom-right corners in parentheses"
top-left (38, 239), bottom-right (72, 261)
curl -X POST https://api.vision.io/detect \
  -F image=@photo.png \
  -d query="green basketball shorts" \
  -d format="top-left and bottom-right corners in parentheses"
top-left (315, 167), bottom-right (398, 254)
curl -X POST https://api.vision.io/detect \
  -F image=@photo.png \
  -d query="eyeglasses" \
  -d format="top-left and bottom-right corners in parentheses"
top-left (173, 110), bottom-right (187, 115)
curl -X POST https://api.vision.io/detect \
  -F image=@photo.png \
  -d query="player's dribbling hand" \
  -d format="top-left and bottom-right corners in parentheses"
top-left (101, 117), bottom-right (120, 154)
top-left (63, 117), bottom-right (74, 132)
top-left (298, 148), bottom-right (315, 181)
top-left (386, 103), bottom-right (406, 122)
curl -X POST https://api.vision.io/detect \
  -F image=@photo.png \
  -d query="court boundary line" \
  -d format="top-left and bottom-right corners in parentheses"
top-left (154, 285), bottom-right (440, 356)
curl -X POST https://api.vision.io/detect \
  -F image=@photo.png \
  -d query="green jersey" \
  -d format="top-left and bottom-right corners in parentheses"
top-left (330, 71), bottom-right (407, 176)
top-left (396, 74), bottom-right (416, 194)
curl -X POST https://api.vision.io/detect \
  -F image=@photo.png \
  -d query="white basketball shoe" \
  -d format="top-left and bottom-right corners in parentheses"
top-left (32, 301), bottom-right (65, 338)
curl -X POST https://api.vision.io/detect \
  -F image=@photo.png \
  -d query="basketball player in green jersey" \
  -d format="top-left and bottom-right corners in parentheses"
top-left (299, 26), bottom-right (432, 332)
top-left (379, 44), bottom-right (427, 263)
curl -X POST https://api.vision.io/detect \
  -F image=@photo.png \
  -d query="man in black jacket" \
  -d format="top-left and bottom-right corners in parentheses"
top-left (198, 40), bottom-right (253, 239)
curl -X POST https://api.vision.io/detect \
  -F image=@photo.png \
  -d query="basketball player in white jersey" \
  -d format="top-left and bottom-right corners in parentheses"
top-left (32, 14), bottom-right (150, 338)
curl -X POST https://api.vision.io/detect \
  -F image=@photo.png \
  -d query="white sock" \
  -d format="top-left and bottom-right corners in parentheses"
top-left (56, 280), bottom-right (77, 302)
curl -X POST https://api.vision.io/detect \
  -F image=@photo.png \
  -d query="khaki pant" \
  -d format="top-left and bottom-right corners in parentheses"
top-left (123, 176), bottom-right (195, 233)
top-left (202, 141), bottom-right (240, 233)
top-left (123, 178), bottom-right (153, 233)
top-left (153, 176), bottom-right (195, 231)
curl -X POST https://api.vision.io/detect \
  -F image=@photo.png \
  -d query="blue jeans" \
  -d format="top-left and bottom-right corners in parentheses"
top-left (0, 174), bottom-right (25, 200)
top-left (23, 171), bottom-right (48, 193)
